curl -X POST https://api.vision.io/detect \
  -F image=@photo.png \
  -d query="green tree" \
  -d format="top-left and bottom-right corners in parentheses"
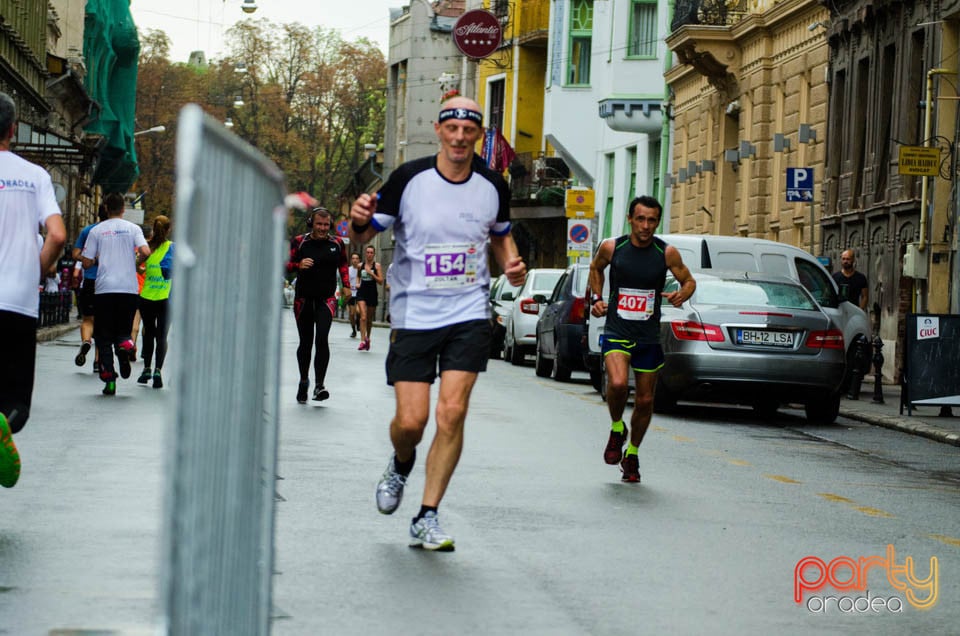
top-left (134, 21), bottom-right (387, 230)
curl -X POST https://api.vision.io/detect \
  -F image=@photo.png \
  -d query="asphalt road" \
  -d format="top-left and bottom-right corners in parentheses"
top-left (2, 314), bottom-right (959, 635)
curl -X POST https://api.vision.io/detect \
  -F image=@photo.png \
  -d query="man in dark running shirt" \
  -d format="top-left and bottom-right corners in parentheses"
top-left (287, 207), bottom-right (351, 403)
top-left (588, 196), bottom-right (696, 483)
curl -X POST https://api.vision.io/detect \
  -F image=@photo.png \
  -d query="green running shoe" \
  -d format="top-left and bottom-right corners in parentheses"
top-left (0, 413), bottom-right (21, 488)
top-left (102, 381), bottom-right (116, 396)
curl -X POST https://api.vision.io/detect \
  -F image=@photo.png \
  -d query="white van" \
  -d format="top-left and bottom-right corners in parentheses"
top-left (584, 233), bottom-right (871, 394)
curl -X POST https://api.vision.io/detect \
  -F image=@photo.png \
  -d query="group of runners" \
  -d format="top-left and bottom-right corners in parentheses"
top-left (293, 95), bottom-right (694, 551)
top-left (73, 194), bottom-right (175, 395)
top-left (285, 212), bottom-right (388, 405)
top-left (0, 90), bottom-right (176, 488)
top-left (2, 90), bottom-right (695, 558)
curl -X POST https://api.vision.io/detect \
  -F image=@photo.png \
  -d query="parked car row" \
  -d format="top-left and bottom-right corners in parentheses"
top-left (501, 268), bottom-right (563, 365)
top-left (490, 234), bottom-right (870, 425)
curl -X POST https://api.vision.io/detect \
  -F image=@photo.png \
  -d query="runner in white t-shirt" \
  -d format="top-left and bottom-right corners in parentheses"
top-left (350, 95), bottom-right (526, 551)
top-left (0, 92), bottom-right (67, 488)
top-left (81, 192), bottom-right (150, 395)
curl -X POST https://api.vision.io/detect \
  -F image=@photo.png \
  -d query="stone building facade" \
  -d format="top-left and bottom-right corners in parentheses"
top-left (820, 0), bottom-right (960, 380)
top-left (664, 0), bottom-right (830, 252)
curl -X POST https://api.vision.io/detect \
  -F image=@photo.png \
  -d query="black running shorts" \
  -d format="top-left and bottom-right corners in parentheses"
top-left (386, 319), bottom-right (490, 385)
top-left (79, 278), bottom-right (96, 317)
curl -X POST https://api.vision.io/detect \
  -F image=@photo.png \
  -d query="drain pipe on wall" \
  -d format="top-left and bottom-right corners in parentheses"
top-left (658, 0), bottom-right (675, 231)
top-left (918, 68), bottom-right (955, 313)
top-left (920, 68), bottom-right (955, 254)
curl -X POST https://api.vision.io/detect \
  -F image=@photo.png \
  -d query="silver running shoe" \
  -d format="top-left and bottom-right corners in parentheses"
top-left (375, 456), bottom-right (407, 515)
top-left (409, 511), bottom-right (455, 551)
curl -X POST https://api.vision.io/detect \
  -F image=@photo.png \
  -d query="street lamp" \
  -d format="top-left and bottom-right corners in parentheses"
top-left (134, 125), bottom-right (166, 136)
top-left (224, 0), bottom-right (257, 14)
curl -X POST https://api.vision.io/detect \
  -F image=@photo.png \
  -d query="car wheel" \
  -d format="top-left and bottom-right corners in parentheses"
top-left (509, 333), bottom-right (525, 366)
top-left (589, 369), bottom-right (603, 393)
top-left (752, 398), bottom-right (779, 420)
top-left (653, 380), bottom-right (677, 413)
top-left (534, 339), bottom-right (551, 377)
top-left (839, 335), bottom-right (871, 393)
top-left (552, 354), bottom-right (572, 382)
top-left (502, 332), bottom-right (512, 362)
top-left (804, 393), bottom-right (841, 424)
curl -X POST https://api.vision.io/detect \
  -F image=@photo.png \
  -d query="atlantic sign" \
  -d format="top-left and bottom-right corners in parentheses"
top-left (453, 9), bottom-right (502, 59)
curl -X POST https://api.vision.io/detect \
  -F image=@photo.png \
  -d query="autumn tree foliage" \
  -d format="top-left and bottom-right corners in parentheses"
top-left (134, 21), bottom-right (386, 223)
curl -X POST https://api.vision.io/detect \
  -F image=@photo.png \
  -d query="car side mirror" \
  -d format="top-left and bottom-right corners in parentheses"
top-left (533, 293), bottom-right (548, 304)
top-left (501, 291), bottom-right (515, 301)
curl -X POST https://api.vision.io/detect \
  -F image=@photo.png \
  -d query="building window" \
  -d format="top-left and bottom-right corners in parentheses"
top-left (493, 0), bottom-right (509, 20)
top-left (568, 0), bottom-right (593, 85)
top-left (649, 139), bottom-right (661, 202)
top-left (625, 146), bottom-right (637, 234)
top-left (628, 0), bottom-right (657, 58)
top-left (488, 78), bottom-right (506, 132)
top-left (603, 153), bottom-right (615, 238)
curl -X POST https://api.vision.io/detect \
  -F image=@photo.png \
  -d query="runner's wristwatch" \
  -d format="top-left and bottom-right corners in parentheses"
top-left (590, 293), bottom-right (603, 305)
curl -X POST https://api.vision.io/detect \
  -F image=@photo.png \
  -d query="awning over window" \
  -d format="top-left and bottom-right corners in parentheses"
top-left (83, 0), bottom-right (140, 192)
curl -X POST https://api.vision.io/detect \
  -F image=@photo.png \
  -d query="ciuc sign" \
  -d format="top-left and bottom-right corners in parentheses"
top-left (453, 9), bottom-right (502, 59)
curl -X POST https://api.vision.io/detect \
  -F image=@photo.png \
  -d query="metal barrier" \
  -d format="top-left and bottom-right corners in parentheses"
top-left (37, 291), bottom-right (72, 327)
top-left (160, 104), bottom-right (287, 636)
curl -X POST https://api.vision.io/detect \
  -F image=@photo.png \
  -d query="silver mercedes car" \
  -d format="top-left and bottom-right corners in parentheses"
top-left (653, 271), bottom-right (846, 423)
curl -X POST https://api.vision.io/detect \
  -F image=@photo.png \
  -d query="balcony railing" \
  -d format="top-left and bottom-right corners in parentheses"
top-left (672, 0), bottom-right (749, 32)
top-left (508, 151), bottom-right (570, 205)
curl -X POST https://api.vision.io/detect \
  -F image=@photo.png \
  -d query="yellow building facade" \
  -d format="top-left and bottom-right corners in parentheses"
top-left (477, 0), bottom-right (549, 158)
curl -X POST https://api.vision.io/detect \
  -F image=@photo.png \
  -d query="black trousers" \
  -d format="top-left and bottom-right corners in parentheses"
top-left (93, 293), bottom-right (139, 379)
top-left (139, 297), bottom-right (170, 369)
top-left (294, 297), bottom-right (333, 386)
top-left (0, 310), bottom-right (37, 433)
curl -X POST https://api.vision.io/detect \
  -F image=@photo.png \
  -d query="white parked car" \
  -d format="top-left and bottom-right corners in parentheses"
top-left (502, 268), bottom-right (564, 365)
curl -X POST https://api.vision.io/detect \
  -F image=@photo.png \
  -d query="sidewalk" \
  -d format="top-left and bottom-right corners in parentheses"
top-left (38, 319), bottom-right (959, 447)
top-left (839, 381), bottom-right (960, 447)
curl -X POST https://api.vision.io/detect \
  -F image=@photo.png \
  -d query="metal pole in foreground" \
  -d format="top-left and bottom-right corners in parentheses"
top-left (871, 335), bottom-right (885, 404)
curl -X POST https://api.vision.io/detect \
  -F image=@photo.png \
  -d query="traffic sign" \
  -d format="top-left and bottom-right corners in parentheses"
top-left (565, 188), bottom-right (595, 218)
top-left (567, 219), bottom-right (591, 258)
top-left (786, 167), bottom-right (814, 202)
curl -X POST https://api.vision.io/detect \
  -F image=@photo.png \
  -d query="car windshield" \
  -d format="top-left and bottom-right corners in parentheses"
top-left (531, 271), bottom-right (562, 295)
top-left (573, 266), bottom-right (589, 296)
top-left (694, 279), bottom-right (817, 310)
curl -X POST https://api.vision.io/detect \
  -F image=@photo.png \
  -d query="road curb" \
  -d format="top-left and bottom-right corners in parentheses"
top-left (839, 407), bottom-right (960, 447)
top-left (37, 320), bottom-right (81, 343)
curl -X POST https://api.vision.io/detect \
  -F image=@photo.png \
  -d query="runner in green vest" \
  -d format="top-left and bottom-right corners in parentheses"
top-left (137, 216), bottom-right (174, 389)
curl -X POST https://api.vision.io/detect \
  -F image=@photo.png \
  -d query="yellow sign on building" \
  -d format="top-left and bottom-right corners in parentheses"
top-left (898, 146), bottom-right (940, 177)
top-left (565, 188), bottom-right (595, 218)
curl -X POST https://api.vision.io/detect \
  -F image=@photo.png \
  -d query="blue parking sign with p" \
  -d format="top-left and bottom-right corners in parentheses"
top-left (786, 167), bottom-right (814, 202)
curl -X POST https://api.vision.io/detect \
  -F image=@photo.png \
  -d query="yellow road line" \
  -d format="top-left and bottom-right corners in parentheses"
top-left (853, 506), bottom-right (895, 518)
top-left (818, 492), bottom-right (896, 518)
top-left (763, 474), bottom-right (801, 484)
top-left (818, 493), bottom-right (854, 504)
top-left (929, 534), bottom-right (960, 548)
top-left (727, 459), bottom-right (751, 466)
